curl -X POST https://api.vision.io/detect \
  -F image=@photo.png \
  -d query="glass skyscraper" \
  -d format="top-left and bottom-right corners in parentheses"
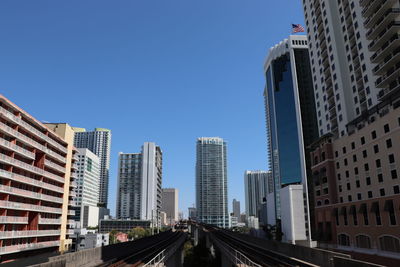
top-left (196, 137), bottom-right (229, 228)
top-left (264, 36), bottom-right (319, 236)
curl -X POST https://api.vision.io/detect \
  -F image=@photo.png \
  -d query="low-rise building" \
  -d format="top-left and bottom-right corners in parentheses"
top-left (99, 219), bottom-right (151, 233)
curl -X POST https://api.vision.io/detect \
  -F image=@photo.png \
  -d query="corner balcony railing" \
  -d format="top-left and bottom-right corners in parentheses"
top-left (0, 184), bottom-right (63, 204)
top-left (67, 210), bottom-right (75, 216)
top-left (0, 153), bottom-right (65, 184)
top-left (44, 159), bottom-right (66, 174)
top-left (0, 230), bottom-right (60, 239)
top-left (0, 107), bottom-right (68, 154)
top-left (0, 200), bottom-right (62, 214)
top-left (0, 216), bottom-right (28, 224)
top-left (38, 217), bottom-right (62, 225)
top-left (0, 138), bottom-right (35, 160)
top-left (0, 169), bottom-right (64, 194)
top-left (0, 240), bottom-right (60, 255)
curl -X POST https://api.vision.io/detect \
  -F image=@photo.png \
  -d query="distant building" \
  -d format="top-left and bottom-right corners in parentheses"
top-left (161, 188), bottom-right (178, 224)
top-left (99, 219), bottom-right (151, 233)
top-left (72, 229), bottom-right (109, 251)
top-left (73, 127), bottom-right (111, 208)
top-left (196, 137), bottom-right (229, 228)
top-left (160, 211), bottom-right (167, 226)
top-left (188, 207), bottom-right (197, 221)
top-left (230, 216), bottom-right (238, 228)
top-left (232, 199), bottom-right (241, 221)
top-left (240, 214), bottom-right (246, 225)
top-left (74, 148), bottom-right (100, 227)
top-left (116, 142), bottom-right (163, 225)
top-left (247, 216), bottom-right (259, 230)
top-left (244, 171), bottom-right (270, 218)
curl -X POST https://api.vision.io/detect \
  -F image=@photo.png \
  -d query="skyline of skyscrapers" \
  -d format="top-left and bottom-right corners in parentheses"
top-left (73, 127), bottom-right (111, 208)
top-left (232, 198), bottom-right (240, 220)
top-left (196, 137), bottom-right (229, 228)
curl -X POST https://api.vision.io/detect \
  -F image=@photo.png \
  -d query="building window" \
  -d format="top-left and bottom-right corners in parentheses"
top-left (386, 139), bottom-right (392, 148)
top-left (356, 180), bottom-right (360, 188)
top-left (380, 188), bottom-right (385, 196)
top-left (368, 191), bottom-right (373, 198)
top-left (362, 150), bottom-right (367, 158)
top-left (378, 174), bottom-right (383, 183)
top-left (353, 155), bottom-right (357, 162)
top-left (384, 124), bottom-right (390, 133)
top-left (374, 144), bottom-right (379, 154)
top-left (356, 235), bottom-right (371, 249)
top-left (392, 170), bottom-right (398, 179)
top-left (338, 234), bottom-right (350, 246)
top-left (376, 159), bottom-right (381, 168)
top-left (361, 136), bottom-right (365, 145)
top-left (379, 236), bottom-right (400, 253)
top-left (385, 200), bottom-right (397, 226)
top-left (372, 202), bottom-right (382, 225)
top-left (394, 185), bottom-right (400, 194)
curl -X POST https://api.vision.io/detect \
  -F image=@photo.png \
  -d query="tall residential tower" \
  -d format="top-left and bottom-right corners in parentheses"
top-left (196, 137), bottom-right (228, 228)
top-left (116, 142), bottom-right (162, 222)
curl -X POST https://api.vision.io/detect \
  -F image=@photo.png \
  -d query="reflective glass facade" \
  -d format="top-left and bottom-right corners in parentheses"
top-left (265, 48), bottom-right (318, 221)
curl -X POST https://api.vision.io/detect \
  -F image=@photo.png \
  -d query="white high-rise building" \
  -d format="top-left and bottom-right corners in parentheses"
top-left (244, 171), bottom-right (270, 219)
top-left (73, 128), bottom-right (111, 207)
top-left (74, 148), bottom-right (100, 227)
top-left (302, 0), bottom-right (378, 137)
top-left (161, 188), bottom-right (179, 224)
top-left (116, 142), bottom-right (162, 222)
top-left (196, 137), bottom-right (229, 228)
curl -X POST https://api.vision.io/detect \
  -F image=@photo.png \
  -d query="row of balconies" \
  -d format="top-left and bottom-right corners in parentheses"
top-left (0, 200), bottom-right (62, 214)
top-left (0, 138), bottom-right (35, 160)
top-left (373, 47), bottom-right (400, 75)
top-left (0, 230), bottom-right (60, 239)
top-left (375, 62), bottom-right (400, 88)
top-left (0, 240), bottom-right (60, 255)
top-left (0, 216), bottom-right (29, 224)
top-left (0, 169), bottom-right (64, 194)
top-left (0, 106), bottom-right (67, 154)
top-left (362, 0), bottom-right (392, 21)
top-left (0, 117), bottom-right (66, 165)
top-left (38, 217), bottom-right (62, 225)
top-left (0, 153), bottom-right (65, 184)
top-left (44, 159), bottom-right (66, 174)
top-left (371, 33), bottom-right (400, 63)
top-left (366, 9), bottom-right (400, 40)
top-left (0, 184), bottom-right (63, 204)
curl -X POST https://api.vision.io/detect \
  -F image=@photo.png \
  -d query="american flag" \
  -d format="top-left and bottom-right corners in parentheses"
top-left (292, 24), bottom-right (305, 33)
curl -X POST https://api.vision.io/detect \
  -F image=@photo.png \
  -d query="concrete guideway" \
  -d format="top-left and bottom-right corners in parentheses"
top-left (189, 223), bottom-right (385, 267)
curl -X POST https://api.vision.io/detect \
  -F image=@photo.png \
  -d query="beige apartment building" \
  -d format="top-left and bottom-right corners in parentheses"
top-left (310, 102), bottom-right (400, 260)
top-left (0, 95), bottom-right (76, 262)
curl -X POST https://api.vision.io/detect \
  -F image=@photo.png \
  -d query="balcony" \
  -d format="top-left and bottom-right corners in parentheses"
top-left (0, 121), bottom-right (47, 153)
top-left (366, 9), bottom-right (400, 40)
top-left (0, 153), bottom-right (65, 184)
top-left (0, 200), bottom-right (62, 214)
top-left (67, 210), bottom-right (75, 216)
top-left (373, 47), bottom-right (400, 75)
top-left (371, 34), bottom-right (400, 63)
top-left (68, 200), bottom-right (77, 206)
top-left (0, 169), bottom-right (64, 194)
top-left (44, 159), bottom-right (66, 174)
top-left (72, 153), bottom-right (79, 162)
top-left (67, 219), bottom-right (76, 225)
top-left (362, 0), bottom-right (395, 24)
top-left (0, 106), bottom-right (67, 154)
top-left (66, 229), bottom-right (75, 235)
top-left (0, 216), bottom-right (28, 224)
top-left (0, 138), bottom-right (35, 160)
top-left (370, 22), bottom-right (400, 50)
top-left (0, 184), bottom-right (63, 204)
top-left (0, 240), bottom-right (60, 255)
top-left (38, 217), bottom-right (62, 225)
top-left (0, 230), bottom-right (60, 239)
top-left (69, 181), bottom-right (77, 188)
top-left (375, 63), bottom-right (400, 88)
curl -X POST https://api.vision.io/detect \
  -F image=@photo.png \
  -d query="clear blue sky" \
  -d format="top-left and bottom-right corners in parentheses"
top-left (0, 0), bottom-right (305, 217)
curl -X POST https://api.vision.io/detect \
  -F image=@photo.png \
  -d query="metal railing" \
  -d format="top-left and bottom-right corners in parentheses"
top-left (0, 138), bottom-right (35, 159)
top-left (0, 184), bottom-right (63, 204)
top-left (0, 241), bottom-right (60, 255)
top-left (44, 159), bottom-right (66, 173)
top-left (38, 217), bottom-right (62, 224)
top-left (0, 169), bottom-right (64, 194)
top-left (0, 200), bottom-right (62, 214)
top-left (0, 230), bottom-right (60, 239)
top-left (0, 216), bottom-right (28, 224)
